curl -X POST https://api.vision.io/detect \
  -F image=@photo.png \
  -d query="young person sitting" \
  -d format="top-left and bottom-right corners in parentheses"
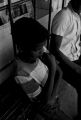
top-left (13, 17), bottom-right (72, 120)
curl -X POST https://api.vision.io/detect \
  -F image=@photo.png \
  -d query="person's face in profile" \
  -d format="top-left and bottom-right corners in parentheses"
top-left (31, 40), bottom-right (47, 59)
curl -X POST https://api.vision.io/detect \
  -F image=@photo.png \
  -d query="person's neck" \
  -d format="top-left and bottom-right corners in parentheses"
top-left (68, 3), bottom-right (79, 14)
top-left (18, 53), bottom-right (37, 64)
top-left (23, 57), bottom-right (37, 64)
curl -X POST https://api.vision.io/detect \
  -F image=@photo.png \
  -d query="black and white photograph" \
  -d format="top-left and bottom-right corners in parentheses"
top-left (0, 0), bottom-right (81, 120)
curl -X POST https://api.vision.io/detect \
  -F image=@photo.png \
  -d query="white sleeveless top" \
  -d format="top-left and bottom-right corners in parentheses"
top-left (15, 58), bottom-right (48, 98)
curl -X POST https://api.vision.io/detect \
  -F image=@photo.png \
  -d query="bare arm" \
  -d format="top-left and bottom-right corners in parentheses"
top-left (41, 53), bottom-right (57, 101)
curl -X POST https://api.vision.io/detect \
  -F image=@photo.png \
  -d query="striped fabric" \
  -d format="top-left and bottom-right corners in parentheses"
top-left (15, 58), bottom-right (48, 99)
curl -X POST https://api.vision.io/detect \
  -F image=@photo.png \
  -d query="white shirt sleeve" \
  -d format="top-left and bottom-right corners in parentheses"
top-left (79, 10), bottom-right (81, 33)
top-left (51, 10), bottom-right (70, 36)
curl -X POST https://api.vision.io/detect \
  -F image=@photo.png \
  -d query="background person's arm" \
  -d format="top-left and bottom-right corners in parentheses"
top-left (50, 34), bottom-right (81, 77)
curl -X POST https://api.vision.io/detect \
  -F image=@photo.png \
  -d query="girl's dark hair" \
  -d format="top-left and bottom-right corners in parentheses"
top-left (13, 17), bottom-right (49, 52)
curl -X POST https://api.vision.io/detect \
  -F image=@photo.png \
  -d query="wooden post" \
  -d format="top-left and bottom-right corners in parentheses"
top-left (48, 0), bottom-right (52, 50)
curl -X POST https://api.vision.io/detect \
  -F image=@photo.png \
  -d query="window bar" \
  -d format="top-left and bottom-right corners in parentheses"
top-left (7, 0), bottom-right (16, 56)
top-left (32, 0), bottom-right (36, 19)
top-left (62, 0), bottom-right (64, 8)
top-left (47, 0), bottom-right (52, 50)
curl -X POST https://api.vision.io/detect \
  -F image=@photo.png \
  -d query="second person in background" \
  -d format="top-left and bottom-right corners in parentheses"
top-left (50, 0), bottom-right (81, 119)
